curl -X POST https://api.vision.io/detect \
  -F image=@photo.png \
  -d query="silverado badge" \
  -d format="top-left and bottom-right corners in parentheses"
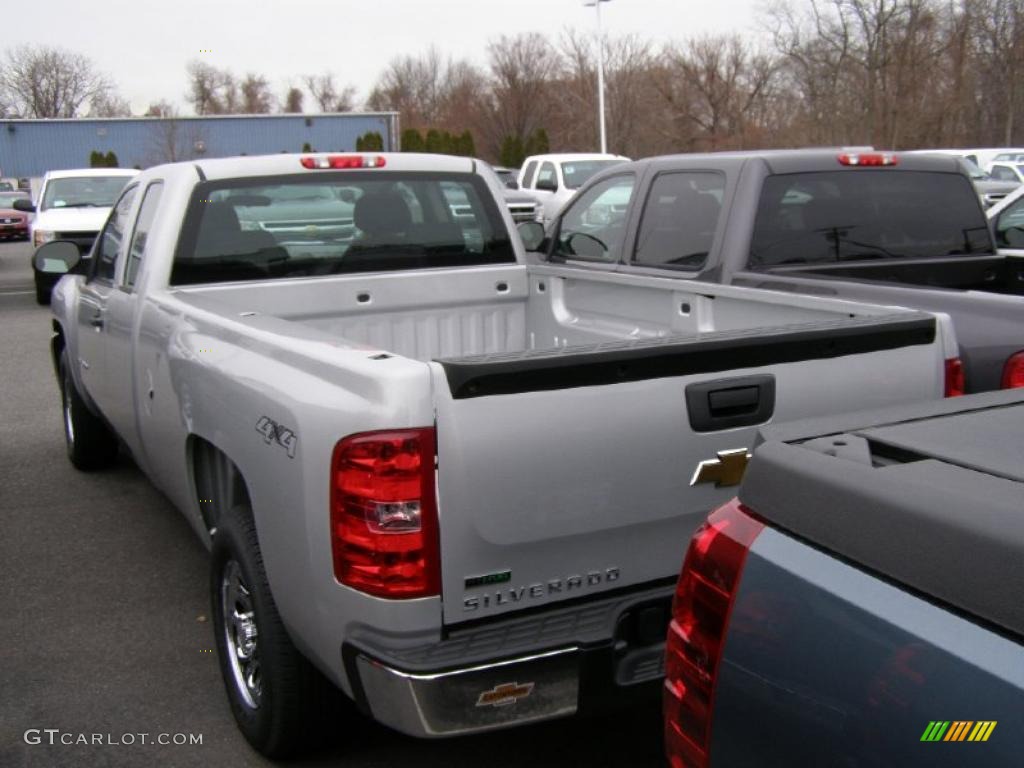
top-left (690, 448), bottom-right (751, 488)
top-left (476, 682), bottom-right (535, 707)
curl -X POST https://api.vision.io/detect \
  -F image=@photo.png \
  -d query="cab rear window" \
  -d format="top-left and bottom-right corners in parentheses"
top-left (171, 172), bottom-right (514, 285)
top-left (749, 171), bottom-right (993, 268)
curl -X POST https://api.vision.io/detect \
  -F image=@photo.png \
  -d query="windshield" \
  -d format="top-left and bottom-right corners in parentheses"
top-left (41, 176), bottom-right (132, 211)
top-left (749, 171), bottom-right (993, 268)
top-left (172, 172), bottom-right (515, 285)
top-left (560, 160), bottom-right (625, 189)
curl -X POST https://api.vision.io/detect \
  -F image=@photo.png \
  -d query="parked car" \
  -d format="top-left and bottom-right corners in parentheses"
top-left (986, 161), bottom-right (1024, 185)
top-left (0, 190), bottom-right (30, 241)
top-left (990, 150), bottom-right (1024, 164)
top-left (664, 388), bottom-right (1024, 767)
top-left (15, 167), bottom-right (138, 250)
top-left (40, 151), bottom-right (957, 758)
top-left (906, 152), bottom-right (1019, 207)
top-left (517, 152), bottom-right (629, 226)
top-left (521, 149), bottom-right (1024, 393)
top-left (0, 180), bottom-right (13, 191)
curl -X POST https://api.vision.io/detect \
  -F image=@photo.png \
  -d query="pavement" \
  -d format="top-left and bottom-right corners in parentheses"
top-left (0, 240), bottom-right (665, 768)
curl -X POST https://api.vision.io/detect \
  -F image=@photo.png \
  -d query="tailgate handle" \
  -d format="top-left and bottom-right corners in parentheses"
top-left (686, 374), bottom-right (776, 433)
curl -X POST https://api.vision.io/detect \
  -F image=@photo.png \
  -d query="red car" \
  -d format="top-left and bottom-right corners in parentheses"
top-left (0, 190), bottom-right (30, 240)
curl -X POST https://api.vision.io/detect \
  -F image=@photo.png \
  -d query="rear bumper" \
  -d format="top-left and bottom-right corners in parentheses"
top-left (355, 647), bottom-right (580, 737)
top-left (344, 581), bottom-right (674, 738)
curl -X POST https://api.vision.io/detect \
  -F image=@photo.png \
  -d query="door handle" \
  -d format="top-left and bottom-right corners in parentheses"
top-left (686, 374), bottom-right (776, 433)
top-left (90, 313), bottom-right (104, 329)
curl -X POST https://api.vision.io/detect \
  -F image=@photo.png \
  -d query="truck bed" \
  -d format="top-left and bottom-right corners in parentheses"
top-left (175, 262), bottom-right (943, 365)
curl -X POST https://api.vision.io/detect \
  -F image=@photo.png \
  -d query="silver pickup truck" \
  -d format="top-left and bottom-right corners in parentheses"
top-left (39, 152), bottom-right (959, 757)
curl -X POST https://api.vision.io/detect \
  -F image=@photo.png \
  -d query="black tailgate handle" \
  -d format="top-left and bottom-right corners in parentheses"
top-left (685, 374), bottom-right (776, 433)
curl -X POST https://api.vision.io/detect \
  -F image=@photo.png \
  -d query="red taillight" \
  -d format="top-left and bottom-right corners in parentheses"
top-left (301, 154), bottom-right (387, 170)
top-left (664, 498), bottom-right (764, 768)
top-left (1002, 351), bottom-right (1024, 389)
top-left (837, 152), bottom-right (898, 167)
top-left (330, 428), bottom-right (439, 598)
top-left (944, 357), bottom-right (965, 397)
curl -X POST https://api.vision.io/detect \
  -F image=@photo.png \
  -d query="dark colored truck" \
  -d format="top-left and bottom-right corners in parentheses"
top-left (520, 149), bottom-right (1024, 393)
top-left (663, 389), bottom-right (1024, 767)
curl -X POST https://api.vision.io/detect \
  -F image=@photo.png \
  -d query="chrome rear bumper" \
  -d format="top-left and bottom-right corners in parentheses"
top-left (355, 647), bottom-right (579, 737)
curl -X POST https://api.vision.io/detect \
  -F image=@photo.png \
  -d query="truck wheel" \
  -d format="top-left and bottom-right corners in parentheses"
top-left (211, 504), bottom-right (326, 757)
top-left (60, 351), bottom-right (118, 470)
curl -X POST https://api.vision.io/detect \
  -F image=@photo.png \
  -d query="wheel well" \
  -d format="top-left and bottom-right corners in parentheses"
top-left (189, 436), bottom-right (252, 534)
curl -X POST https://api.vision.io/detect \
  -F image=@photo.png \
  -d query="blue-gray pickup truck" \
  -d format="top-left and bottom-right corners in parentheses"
top-left (663, 389), bottom-right (1024, 767)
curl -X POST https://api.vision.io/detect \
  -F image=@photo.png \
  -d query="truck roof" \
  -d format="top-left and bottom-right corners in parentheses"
top-left (191, 152), bottom-right (477, 181)
top-left (740, 388), bottom-right (1024, 639)
top-left (624, 148), bottom-right (964, 175)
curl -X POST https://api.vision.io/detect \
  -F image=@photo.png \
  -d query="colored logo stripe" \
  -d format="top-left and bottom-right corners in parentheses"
top-left (921, 720), bottom-right (996, 742)
top-left (921, 721), bottom-right (950, 741)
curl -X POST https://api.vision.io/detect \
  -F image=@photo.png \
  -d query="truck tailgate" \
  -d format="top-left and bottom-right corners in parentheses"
top-left (429, 314), bottom-right (942, 626)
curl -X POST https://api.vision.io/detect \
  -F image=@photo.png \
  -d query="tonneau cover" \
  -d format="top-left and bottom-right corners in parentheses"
top-left (740, 389), bottom-right (1024, 639)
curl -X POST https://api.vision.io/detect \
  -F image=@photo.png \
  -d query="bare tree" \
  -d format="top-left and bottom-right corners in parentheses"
top-left (0, 44), bottom-right (116, 118)
top-left (88, 90), bottom-right (132, 118)
top-left (303, 72), bottom-right (356, 112)
top-left (185, 60), bottom-right (224, 114)
top-left (486, 34), bottom-right (562, 153)
top-left (240, 73), bottom-right (274, 113)
top-left (282, 85), bottom-right (304, 113)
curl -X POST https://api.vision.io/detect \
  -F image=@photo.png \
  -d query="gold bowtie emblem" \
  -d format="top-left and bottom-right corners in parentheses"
top-left (690, 448), bottom-right (751, 488)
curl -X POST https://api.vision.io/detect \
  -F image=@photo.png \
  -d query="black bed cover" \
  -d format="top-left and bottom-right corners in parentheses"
top-left (739, 388), bottom-right (1024, 639)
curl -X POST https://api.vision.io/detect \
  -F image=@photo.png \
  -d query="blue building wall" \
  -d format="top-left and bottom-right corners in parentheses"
top-left (0, 113), bottom-right (397, 178)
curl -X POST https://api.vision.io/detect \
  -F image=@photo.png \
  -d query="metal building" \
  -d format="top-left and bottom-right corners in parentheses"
top-left (0, 112), bottom-right (400, 178)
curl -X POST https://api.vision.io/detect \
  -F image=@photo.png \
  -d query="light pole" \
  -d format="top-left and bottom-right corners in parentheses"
top-left (584, 0), bottom-right (611, 154)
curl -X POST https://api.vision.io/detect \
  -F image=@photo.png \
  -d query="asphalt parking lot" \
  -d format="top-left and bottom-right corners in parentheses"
top-left (0, 240), bottom-right (665, 768)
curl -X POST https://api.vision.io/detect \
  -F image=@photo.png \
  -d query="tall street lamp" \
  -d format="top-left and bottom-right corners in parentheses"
top-left (584, 0), bottom-right (611, 154)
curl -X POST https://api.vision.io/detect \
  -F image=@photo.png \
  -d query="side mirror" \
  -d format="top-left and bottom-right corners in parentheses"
top-left (517, 221), bottom-right (546, 252)
top-left (13, 198), bottom-right (36, 213)
top-left (535, 177), bottom-right (558, 193)
top-left (32, 240), bottom-right (83, 276)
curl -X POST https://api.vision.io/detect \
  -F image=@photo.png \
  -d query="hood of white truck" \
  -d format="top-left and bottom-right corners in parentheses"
top-left (32, 206), bottom-right (112, 235)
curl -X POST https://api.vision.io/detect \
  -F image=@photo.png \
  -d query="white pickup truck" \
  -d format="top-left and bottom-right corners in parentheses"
top-left (39, 152), bottom-right (959, 757)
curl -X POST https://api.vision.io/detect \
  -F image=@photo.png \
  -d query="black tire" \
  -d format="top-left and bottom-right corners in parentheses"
top-left (59, 350), bottom-right (118, 470)
top-left (211, 504), bottom-right (329, 758)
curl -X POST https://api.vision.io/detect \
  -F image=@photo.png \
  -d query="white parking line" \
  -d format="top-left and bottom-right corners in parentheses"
top-left (0, 290), bottom-right (34, 296)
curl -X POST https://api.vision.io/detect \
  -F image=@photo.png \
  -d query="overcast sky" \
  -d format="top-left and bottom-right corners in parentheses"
top-left (16, 0), bottom-right (765, 114)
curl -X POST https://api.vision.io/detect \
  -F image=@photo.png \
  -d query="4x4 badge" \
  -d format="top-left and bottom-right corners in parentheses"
top-left (690, 448), bottom-right (751, 488)
top-left (476, 682), bottom-right (535, 707)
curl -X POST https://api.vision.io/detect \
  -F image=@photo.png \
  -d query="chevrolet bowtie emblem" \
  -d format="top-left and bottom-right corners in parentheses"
top-left (690, 448), bottom-right (751, 488)
top-left (476, 682), bottom-right (535, 707)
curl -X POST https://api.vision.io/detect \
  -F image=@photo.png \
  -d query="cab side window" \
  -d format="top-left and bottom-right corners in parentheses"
top-left (552, 175), bottom-right (635, 263)
top-left (535, 162), bottom-right (558, 192)
top-left (92, 186), bottom-right (138, 283)
top-left (633, 172), bottom-right (725, 269)
top-left (124, 182), bottom-right (164, 288)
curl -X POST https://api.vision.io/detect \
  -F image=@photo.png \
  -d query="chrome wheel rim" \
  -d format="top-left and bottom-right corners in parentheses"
top-left (63, 373), bottom-right (75, 447)
top-left (221, 560), bottom-right (261, 709)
